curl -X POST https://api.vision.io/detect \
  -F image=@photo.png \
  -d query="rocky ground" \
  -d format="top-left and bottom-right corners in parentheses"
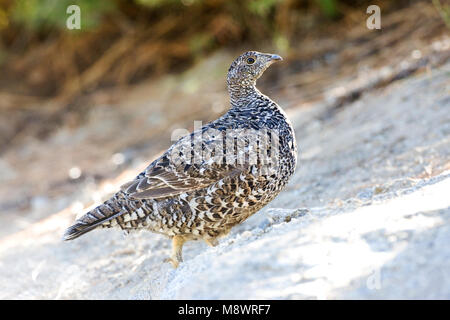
top-left (0, 43), bottom-right (448, 299)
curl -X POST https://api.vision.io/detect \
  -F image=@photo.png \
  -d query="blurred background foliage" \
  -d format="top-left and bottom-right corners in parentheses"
top-left (3, 0), bottom-right (340, 32)
top-left (0, 0), bottom-right (445, 101)
top-left (10, 0), bottom-right (116, 31)
top-left (0, 0), bottom-right (377, 97)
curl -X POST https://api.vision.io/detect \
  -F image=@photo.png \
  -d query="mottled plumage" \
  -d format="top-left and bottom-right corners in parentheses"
top-left (63, 51), bottom-right (297, 267)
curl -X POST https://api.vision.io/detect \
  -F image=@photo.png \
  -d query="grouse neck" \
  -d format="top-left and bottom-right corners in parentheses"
top-left (228, 83), bottom-right (266, 108)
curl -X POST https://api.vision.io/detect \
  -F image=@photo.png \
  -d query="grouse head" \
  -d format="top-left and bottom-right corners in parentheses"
top-left (227, 51), bottom-right (282, 91)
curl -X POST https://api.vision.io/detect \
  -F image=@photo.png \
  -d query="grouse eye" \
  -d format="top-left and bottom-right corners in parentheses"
top-left (246, 57), bottom-right (255, 64)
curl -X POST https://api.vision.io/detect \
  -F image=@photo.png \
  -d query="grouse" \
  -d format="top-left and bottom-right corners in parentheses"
top-left (63, 51), bottom-right (298, 268)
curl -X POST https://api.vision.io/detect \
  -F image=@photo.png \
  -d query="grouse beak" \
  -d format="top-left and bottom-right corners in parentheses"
top-left (269, 54), bottom-right (283, 61)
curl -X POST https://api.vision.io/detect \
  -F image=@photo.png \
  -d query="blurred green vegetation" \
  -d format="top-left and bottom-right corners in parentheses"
top-left (433, 0), bottom-right (450, 28)
top-left (247, 0), bottom-right (279, 17)
top-left (316, 0), bottom-right (338, 18)
top-left (0, 0), bottom-right (413, 99)
top-left (0, 0), bottom-right (115, 32)
top-left (2, 0), bottom-right (342, 34)
top-left (0, 0), bottom-right (348, 67)
top-left (11, 0), bottom-right (116, 30)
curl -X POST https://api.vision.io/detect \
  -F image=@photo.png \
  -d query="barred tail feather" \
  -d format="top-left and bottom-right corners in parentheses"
top-left (62, 193), bottom-right (124, 241)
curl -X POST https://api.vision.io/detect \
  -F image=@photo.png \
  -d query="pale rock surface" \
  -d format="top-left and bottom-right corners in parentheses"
top-left (0, 61), bottom-right (448, 300)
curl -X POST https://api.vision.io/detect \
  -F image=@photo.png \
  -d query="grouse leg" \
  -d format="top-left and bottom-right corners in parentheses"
top-left (204, 238), bottom-right (219, 247)
top-left (166, 235), bottom-right (186, 268)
